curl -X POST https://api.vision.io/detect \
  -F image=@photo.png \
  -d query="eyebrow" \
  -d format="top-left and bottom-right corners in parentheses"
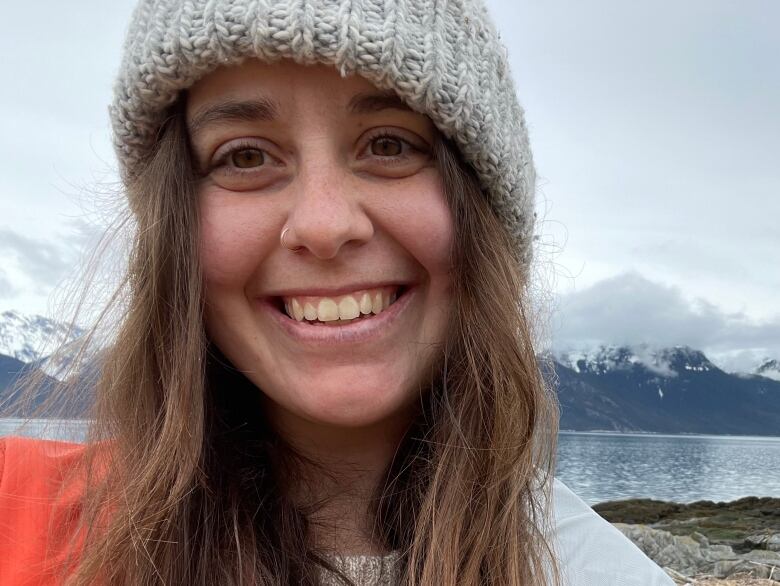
top-left (188, 91), bottom-right (415, 136)
top-left (189, 98), bottom-right (279, 136)
top-left (346, 91), bottom-right (415, 115)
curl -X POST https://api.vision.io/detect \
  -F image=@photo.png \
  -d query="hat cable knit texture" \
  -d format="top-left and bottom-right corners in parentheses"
top-left (111, 0), bottom-right (536, 265)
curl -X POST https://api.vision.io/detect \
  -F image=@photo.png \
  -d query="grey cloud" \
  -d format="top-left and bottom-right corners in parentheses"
top-left (553, 272), bottom-right (780, 356)
top-left (488, 0), bottom-right (779, 328)
top-left (0, 228), bottom-right (78, 289)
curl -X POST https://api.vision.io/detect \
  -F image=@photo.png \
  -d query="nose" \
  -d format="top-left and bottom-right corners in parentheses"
top-left (284, 159), bottom-right (374, 260)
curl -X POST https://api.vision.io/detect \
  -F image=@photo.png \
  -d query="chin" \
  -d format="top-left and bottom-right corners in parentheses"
top-left (267, 369), bottom-right (421, 430)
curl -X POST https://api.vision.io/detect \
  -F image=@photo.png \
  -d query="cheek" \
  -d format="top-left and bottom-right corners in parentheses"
top-left (385, 172), bottom-right (454, 276)
top-left (199, 193), bottom-right (278, 288)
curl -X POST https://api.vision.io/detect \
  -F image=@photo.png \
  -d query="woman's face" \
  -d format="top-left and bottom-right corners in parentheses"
top-left (187, 61), bottom-right (453, 436)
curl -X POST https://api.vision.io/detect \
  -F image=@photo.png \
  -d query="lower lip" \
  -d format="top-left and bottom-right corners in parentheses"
top-left (262, 287), bottom-right (415, 346)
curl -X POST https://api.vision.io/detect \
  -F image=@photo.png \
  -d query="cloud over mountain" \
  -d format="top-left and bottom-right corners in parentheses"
top-left (553, 272), bottom-right (780, 372)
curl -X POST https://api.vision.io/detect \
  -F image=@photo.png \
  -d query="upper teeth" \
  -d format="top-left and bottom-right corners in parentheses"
top-left (283, 287), bottom-right (399, 322)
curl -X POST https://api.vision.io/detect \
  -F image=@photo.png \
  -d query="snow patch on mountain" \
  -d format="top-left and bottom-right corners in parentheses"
top-left (554, 344), bottom-right (718, 378)
top-left (756, 358), bottom-right (780, 382)
top-left (706, 349), bottom-right (780, 382)
top-left (0, 310), bottom-right (84, 363)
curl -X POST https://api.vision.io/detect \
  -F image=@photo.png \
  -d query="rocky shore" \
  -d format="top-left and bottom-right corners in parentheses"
top-left (593, 497), bottom-right (780, 583)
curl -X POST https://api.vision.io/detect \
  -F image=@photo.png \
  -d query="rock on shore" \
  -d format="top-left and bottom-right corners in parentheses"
top-left (593, 497), bottom-right (780, 582)
top-left (615, 523), bottom-right (780, 581)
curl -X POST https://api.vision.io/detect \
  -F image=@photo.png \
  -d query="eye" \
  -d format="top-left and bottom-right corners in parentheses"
top-left (370, 136), bottom-right (404, 157)
top-left (205, 139), bottom-right (283, 178)
top-left (360, 130), bottom-right (429, 164)
top-left (231, 148), bottom-right (265, 168)
top-left (201, 139), bottom-right (285, 191)
top-left (210, 140), bottom-right (274, 172)
top-left (354, 129), bottom-right (432, 178)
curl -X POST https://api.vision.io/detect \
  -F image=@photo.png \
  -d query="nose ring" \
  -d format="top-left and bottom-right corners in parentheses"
top-left (280, 227), bottom-right (303, 252)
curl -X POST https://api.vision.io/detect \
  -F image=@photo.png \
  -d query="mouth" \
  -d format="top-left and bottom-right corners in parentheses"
top-left (272, 285), bottom-right (409, 326)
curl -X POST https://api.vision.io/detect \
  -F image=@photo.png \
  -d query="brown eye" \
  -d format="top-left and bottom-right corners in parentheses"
top-left (231, 148), bottom-right (265, 168)
top-left (371, 137), bottom-right (403, 157)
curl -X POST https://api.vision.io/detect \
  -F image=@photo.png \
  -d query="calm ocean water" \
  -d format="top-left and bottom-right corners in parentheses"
top-left (1, 418), bottom-right (91, 443)
top-left (557, 431), bottom-right (780, 505)
top-left (3, 419), bottom-right (779, 505)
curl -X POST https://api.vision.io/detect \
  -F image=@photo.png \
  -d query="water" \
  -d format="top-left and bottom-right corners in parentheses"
top-left (557, 431), bottom-right (780, 505)
top-left (0, 418), bottom-right (91, 443)
top-left (3, 420), bottom-right (779, 506)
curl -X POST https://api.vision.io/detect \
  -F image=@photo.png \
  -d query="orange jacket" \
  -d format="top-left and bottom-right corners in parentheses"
top-left (0, 436), bottom-right (91, 586)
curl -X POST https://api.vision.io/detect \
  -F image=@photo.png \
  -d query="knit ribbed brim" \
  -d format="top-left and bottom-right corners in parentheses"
top-left (111, 0), bottom-right (536, 265)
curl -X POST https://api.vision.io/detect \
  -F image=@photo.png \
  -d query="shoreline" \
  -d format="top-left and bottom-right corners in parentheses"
top-left (596, 496), bottom-right (780, 583)
top-left (560, 430), bottom-right (780, 440)
top-left (616, 522), bottom-right (780, 584)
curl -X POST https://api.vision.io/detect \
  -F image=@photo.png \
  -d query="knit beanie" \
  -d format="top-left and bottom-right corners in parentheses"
top-left (111, 0), bottom-right (536, 265)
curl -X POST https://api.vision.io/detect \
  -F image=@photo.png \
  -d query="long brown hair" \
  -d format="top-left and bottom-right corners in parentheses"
top-left (8, 95), bottom-right (560, 585)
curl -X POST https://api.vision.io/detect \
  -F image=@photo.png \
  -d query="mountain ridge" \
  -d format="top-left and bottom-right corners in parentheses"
top-left (0, 310), bottom-right (84, 363)
top-left (549, 344), bottom-right (780, 435)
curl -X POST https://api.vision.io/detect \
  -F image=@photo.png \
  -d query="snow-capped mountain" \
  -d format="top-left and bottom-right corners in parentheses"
top-left (550, 344), bottom-right (780, 435)
top-left (554, 344), bottom-right (716, 378)
top-left (756, 359), bottom-right (780, 382)
top-left (0, 310), bottom-right (85, 363)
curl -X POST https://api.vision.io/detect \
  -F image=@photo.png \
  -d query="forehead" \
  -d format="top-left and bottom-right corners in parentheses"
top-left (186, 59), bottom-right (420, 128)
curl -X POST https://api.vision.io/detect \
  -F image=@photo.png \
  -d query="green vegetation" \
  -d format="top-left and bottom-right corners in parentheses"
top-left (593, 497), bottom-right (780, 550)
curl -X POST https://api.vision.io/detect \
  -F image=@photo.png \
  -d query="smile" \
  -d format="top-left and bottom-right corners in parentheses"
top-left (281, 285), bottom-right (400, 324)
top-left (263, 284), bottom-right (414, 344)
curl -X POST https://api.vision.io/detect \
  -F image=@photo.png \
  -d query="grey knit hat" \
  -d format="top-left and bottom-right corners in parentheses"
top-left (111, 0), bottom-right (536, 265)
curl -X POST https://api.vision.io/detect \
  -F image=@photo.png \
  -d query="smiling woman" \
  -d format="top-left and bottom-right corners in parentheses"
top-left (0, 1), bottom-right (673, 585)
top-left (191, 63), bottom-right (452, 435)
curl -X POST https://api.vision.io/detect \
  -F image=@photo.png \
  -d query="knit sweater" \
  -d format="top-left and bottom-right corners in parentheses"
top-left (321, 553), bottom-right (399, 585)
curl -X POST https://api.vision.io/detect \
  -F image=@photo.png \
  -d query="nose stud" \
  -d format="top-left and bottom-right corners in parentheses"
top-left (280, 227), bottom-right (303, 252)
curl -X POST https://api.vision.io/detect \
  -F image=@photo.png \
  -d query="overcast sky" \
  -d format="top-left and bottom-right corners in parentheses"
top-left (0, 0), bottom-right (777, 370)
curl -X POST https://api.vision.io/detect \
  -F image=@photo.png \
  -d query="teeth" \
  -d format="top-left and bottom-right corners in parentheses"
top-left (371, 291), bottom-right (383, 315)
top-left (317, 298), bottom-right (339, 322)
top-left (282, 286), bottom-right (400, 323)
top-left (291, 298), bottom-right (304, 321)
top-left (359, 292), bottom-right (372, 315)
top-left (338, 296), bottom-right (360, 320)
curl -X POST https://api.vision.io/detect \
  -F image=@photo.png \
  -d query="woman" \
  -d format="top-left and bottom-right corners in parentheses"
top-left (0, 0), bottom-right (674, 584)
